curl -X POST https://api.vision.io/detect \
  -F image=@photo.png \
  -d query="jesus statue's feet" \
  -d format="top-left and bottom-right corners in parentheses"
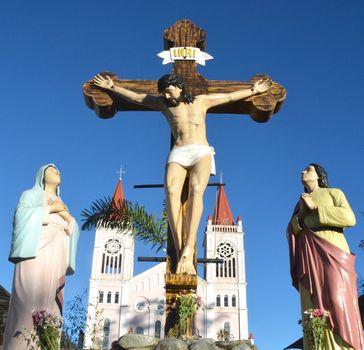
top-left (176, 246), bottom-right (196, 275)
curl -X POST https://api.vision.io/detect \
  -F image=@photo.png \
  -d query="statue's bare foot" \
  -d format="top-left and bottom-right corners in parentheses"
top-left (176, 246), bottom-right (196, 275)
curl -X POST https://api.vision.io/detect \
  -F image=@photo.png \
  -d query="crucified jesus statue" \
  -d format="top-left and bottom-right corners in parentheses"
top-left (93, 73), bottom-right (271, 274)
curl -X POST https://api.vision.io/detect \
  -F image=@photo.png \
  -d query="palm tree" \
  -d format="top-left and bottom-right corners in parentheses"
top-left (81, 197), bottom-right (167, 253)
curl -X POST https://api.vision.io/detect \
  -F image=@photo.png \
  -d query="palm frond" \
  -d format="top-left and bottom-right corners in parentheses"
top-left (81, 197), bottom-right (167, 252)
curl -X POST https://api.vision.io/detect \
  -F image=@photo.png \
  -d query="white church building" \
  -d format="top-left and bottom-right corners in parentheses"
top-left (84, 178), bottom-right (249, 349)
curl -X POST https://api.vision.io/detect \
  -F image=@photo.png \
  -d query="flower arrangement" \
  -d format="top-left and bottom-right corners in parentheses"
top-left (168, 289), bottom-right (202, 337)
top-left (299, 308), bottom-right (329, 350)
top-left (31, 310), bottom-right (63, 350)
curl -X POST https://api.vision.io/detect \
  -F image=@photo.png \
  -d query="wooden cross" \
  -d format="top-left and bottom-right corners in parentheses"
top-left (83, 19), bottom-right (286, 337)
top-left (83, 20), bottom-right (285, 122)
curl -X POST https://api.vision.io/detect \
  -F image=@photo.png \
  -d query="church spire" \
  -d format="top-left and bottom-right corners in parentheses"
top-left (112, 179), bottom-right (125, 209)
top-left (212, 184), bottom-right (234, 225)
top-left (112, 166), bottom-right (126, 209)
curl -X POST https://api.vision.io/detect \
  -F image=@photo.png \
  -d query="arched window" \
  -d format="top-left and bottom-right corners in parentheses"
top-left (136, 327), bottom-right (144, 335)
top-left (98, 291), bottom-right (104, 303)
top-left (232, 295), bottom-right (236, 307)
top-left (224, 295), bottom-right (228, 307)
top-left (102, 319), bottom-right (110, 350)
top-left (118, 253), bottom-right (122, 273)
top-left (115, 292), bottom-right (119, 304)
top-left (224, 321), bottom-right (231, 340)
top-left (155, 321), bottom-right (161, 339)
top-left (107, 292), bottom-right (111, 303)
top-left (216, 295), bottom-right (221, 307)
top-left (101, 253), bottom-right (105, 273)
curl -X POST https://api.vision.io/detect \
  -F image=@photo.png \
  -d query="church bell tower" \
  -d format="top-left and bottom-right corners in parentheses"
top-left (203, 184), bottom-right (248, 340)
top-left (84, 177), bottom-right (134, 349)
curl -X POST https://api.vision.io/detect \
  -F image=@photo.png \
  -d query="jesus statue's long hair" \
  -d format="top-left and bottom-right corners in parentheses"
top-left (157, 74), bottom-right (195, 104)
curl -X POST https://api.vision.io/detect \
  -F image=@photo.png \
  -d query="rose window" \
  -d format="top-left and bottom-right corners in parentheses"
top-left (217, 242), bottom-right (234, 259)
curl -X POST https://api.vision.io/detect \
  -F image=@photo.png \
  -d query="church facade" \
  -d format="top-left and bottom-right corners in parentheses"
top-left (84, 179), bottom-right (249, 349)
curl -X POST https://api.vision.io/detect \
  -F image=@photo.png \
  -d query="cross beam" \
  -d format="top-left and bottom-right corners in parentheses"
top-left (138, 257), bottom-right (224, 264)
top-left (83, 20), bottom-right (286, 123)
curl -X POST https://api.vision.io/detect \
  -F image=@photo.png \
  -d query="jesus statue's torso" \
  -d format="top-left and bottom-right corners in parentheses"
top-left (160, 96), bottom-right (209, 147)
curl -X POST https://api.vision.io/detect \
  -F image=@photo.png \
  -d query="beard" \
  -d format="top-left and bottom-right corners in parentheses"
top-left (165, 96), bottom-right (182, 107)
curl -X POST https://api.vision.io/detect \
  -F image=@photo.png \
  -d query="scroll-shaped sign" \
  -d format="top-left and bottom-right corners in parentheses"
top-left (157, 47), bottom-right (213, 66)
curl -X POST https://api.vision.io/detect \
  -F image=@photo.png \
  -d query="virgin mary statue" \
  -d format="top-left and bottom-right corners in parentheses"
top-left (3, 164), bottom-right (79, 350)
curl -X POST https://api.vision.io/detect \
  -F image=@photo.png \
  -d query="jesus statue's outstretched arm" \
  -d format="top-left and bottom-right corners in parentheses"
top-left (202, 77), bottom-right (272, 109)
top-left (93, 74), bottom-right (162, 110)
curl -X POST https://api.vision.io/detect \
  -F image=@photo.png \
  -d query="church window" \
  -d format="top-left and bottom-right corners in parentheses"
top-left (99, 291), bottom-right (104, 303)
top-left (136, 327), bottom-right (144, 335)
top-left (107, 292), bottom-right (111, 303)
top-left (216, 295), bottom-right (221, 307)
top-left (156, 300), bottom-right (165, 316)
top-left (224, 322), bottom-right (231, 340)
top-left (110, 257), bottom-right (114, 273)
top-left (102, 319), bottom-right (110, 350)
top-left (101, 253), bottom-right (105, 273)
top-left (224, 295), bottom-right (228, 307)
top-left (115, 292), bottom-right (119, 304)
top-left (105, 256), bottom-right (110, 273)
top-left (232, 295), bottom-right (236, 307)
top-left (155, 321), bottom-right (161, 338)
top-left (216, 242), bottom-right (236, 278)
top-left (118, 254), bottom-right (122, 273)
top-left (102, 238), bottom-right (122, 275)
top-left (135, 298), bottom-right (149, 312)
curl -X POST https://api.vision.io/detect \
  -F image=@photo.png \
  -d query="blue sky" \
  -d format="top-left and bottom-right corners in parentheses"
top-left (1, 1), bottom-right (363, 349)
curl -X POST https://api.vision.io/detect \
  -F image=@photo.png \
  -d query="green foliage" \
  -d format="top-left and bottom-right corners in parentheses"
top-left (61, 289), bottom-right (104, 350)
top-left (37, 325), bottom-right (60, 350)
top-left (81, 197), bottom-right (167, 252)
top-left (300, 309), bottom-right (329, 350)
top-left (168, 291), bottom-right (201, 338)
top-left (177, 293), bottom-right (198, 334)
top-left (61, 290), bottom-right (87, 348)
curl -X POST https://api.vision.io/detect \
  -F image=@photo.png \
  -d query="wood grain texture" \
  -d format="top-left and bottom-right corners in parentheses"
top-left (83, 73), bottom-right (286, 122)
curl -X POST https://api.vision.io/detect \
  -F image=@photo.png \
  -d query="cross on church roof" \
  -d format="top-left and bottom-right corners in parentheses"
top-left (116, 165), bottom-right (126, 181)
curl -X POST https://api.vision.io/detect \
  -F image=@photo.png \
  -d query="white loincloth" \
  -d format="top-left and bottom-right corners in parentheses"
top-left (167, 144), bottom-right (216, 175)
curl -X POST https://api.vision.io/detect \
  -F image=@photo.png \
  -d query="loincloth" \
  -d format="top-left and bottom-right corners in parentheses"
top-left (167, 144), bottom-right (216, 175)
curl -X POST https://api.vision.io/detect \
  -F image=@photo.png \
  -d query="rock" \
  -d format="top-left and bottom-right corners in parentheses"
top-left (189, 339), bottom-right (218, 350)
top-left (155, 337), bottom-right (188, 350)
top-left (118, 334), bottom-right (159, 349)
top-left (231, 343), bottom-right (251, 350)
top-left (215, 340), bottom-right (251, 350)
top-left (111, 340), bottom-right (123, 349)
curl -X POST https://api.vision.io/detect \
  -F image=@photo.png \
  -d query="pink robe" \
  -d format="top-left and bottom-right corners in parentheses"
top-left (3, 192), bottom-right (74, 350)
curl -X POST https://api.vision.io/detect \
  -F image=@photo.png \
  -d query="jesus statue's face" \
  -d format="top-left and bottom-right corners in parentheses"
top-left (162, 85), bottom-right (182, 106)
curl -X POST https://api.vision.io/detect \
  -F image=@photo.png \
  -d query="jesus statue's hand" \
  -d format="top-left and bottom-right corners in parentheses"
top-left (93, 74), bottom-right (114, 90)
top-left (253, 77), bottom-right (272, 93)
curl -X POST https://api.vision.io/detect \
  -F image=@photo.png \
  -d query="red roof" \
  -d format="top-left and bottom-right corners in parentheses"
top-left (212, 185), bottom-right (234, 225)
top-left (112, 179), bottom-right (125, 209)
